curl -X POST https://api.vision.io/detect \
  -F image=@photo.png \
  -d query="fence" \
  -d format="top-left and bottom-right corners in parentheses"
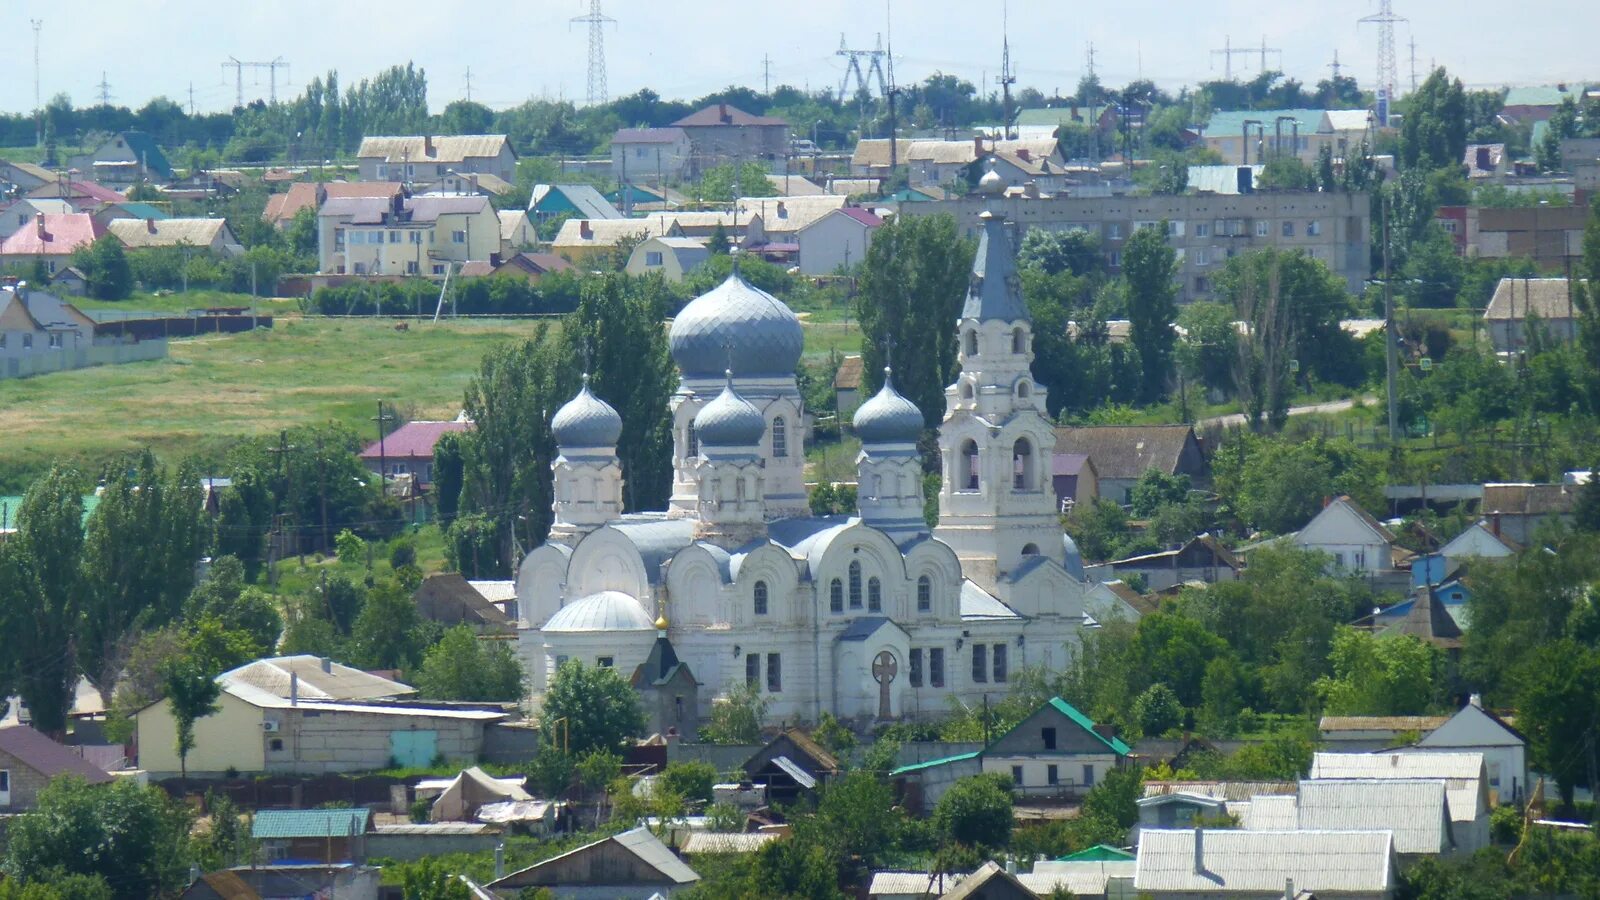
top-left (0, 339), bottom-right (167, 380)
top-left (93, 314), bottom-right (272, 341)
top-left (156, 773), bottom-right (404, 811)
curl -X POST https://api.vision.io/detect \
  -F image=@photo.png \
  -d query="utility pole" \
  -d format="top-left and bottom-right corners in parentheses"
top-left (372, 401), bottom-right (396, 486)
top-left (316, 435), bottom-right (330, 553)
top-left (885, 0), bottom-right (899, 171)
top-left (222, 57), bottom-right (290, 107)
top-left (1210, 37), bottom-right (1259, 82)
top-left (464, 67), bottom-right (473, 103)
top-left (570, 0), bottom-right (616, 106)
top-left (30, 20), bottom-right (42, 149)
top-left (762, 53), bottom-right (772, 94)
top-left (1085, 42), bottom-right (1096, 80)
top-left (1258, 35), bottom-right (1283, 72)
top-left (1383, 197), bottom-right (1399, 441)
top-left (187, 82), bottom-right (196, 116)
top-left (1408, 36), bottom-right (1419, 94)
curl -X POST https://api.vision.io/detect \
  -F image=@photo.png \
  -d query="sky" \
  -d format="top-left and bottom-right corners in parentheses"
top-left (3, 0), bottom-right (1594, 116)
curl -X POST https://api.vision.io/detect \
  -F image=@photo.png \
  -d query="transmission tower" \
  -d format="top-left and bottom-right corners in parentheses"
top-left (96, 72), bottom-right (112, 107)
top-left (1211, 36), bottom-right (1273, 81)
top-left (836, 33), bottom-right (888, 102)
top-left (30, 20), bottom-right (41, 148)
top-left (996, 0), bottom-right (1018, 140)
top-left (570, 0), bottom-right (616, 106)
top-left (222, 57), bottom-right (290, 107)
top-left (1409, 36), bottom-right (1419, 93)
top-left (1085, 42), bottom-right (1097, 79)
top-left (1359, 0), bottom-right (1405, 125)
top-left (1330, 49), bottom-right (1343, 81)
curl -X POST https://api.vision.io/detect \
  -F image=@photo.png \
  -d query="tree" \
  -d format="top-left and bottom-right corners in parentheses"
top-left (701, 680), bottom-right (768, 744)
top-left (415, 625), bottom-right (525, 701)
top-left (399, 858), bottom-right (472, 900)
top-left (0, 467), bottom-right (86, 736)
top-left (1315, 628), bottom-right (1444, 717)
top-left (184, 556), bottom-right (282, 653)
top-left (192, 791), bottom-right (253, 872)
top-left (1401, 68), bottom-right (1469, 172)
top-left (2, 777), bottom-right (192, 900)
top-left (1129, 470), bottom-right (1191, 517)
top-left (1213, 434), bottom-right (1383, 534)
top-left (350, 579), bottom-right (428, 670)
top-left (71, 235), bottom-right (133, 300)
top-left (1123, 223), bottom-right (1178, 404)
top-left (933, 774), bottom-right (1014, 849)
top-left (161, 649), bottom-right (222, 782)
top-left (1570, 197), bottom-right (1600, 414)
top-left (1132, 683), bottom-right (1183, 737)
top-left (213, 468), bottom-right (271, 580)
top-left (1513, 639), bottom-right (1600, 807)
top-left (697, 161), bottom-right (771, 202)
top-left (431, 430), bottom-right (466, 522)
top-left (541, 660), bottom-right (645, 756)
top-left (657, 760), bottom-right (717, 805)
top-left (857, 213), bottom-right (976, 425)
top-left (1019, 228), bottom-right (1105, 279)
top-left (810, 771), bottom-right (900, 870)
top-left (1574, 466), bottom-right (1600, 533)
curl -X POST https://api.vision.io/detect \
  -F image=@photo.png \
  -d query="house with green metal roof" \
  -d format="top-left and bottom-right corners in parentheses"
top-left (982, 697), bottom-right (1131, 800)
top-left (1056, 843), bottom-right (1135, 862)
top-left (252, 808), bottom-right (371, 863)
top-left (71, 131), bottom-right (173, 187)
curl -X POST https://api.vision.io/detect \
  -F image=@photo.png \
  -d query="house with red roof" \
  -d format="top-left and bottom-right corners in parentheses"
top-left (25, 178), bottom-right (125, 211)
top-left (795, 205), bottom-right (883, 275)
top-left (359, 420), bottom-right (470, 485)
top-left (0, 213), bottom-right (106, 275)
top-left (0, 723), bottom-right (113, 811)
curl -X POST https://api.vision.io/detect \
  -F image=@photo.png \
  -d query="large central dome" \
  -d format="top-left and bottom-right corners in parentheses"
top-left (669, 273), bottom-right (804, 379)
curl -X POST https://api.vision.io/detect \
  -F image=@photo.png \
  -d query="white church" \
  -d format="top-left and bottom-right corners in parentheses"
top-left (515, 169), bottom-right (1114, 727)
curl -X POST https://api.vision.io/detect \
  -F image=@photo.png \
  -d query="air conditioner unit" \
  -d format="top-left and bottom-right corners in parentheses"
top-left (261, 721), bottom-right (280, 733)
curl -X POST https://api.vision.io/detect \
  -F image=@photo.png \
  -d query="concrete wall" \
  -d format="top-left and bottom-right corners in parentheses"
top-left (0, 338), bottom-right (166, 379)
top-left (266, 709), bottom-right (486, 775)
top-left (0, 750), bottom-right (51, 810)
top-left (138, 692), bottom-right (267, 777)
top-left (366, 829), bottom-right (501, 860)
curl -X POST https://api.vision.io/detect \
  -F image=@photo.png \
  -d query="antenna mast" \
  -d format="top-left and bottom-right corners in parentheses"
top-left (1359, 0), bottom-right (1406, 125)
top-left (570, 0), bottom-right (616, 106)
top-left (996, 0), bottom-right (1017, 140)
top-left (30, 20), bottom-right (42, 148)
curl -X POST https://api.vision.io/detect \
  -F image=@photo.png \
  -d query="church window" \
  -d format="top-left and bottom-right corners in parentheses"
top-left (1016, 381), bottom-right (1031, 398)
top-left (745, 653), bottom-right (760, 687)
top-left (686, 423), bottom-right (698, 457)
top-left (848, 561), bottom-right (863, 609)
top-left (964, 329), bottom-right (978, 357)
top-left (959, 381), bottom-right (974, 401)
top-left (754, 581), bottom-right (769, 616)
top-left (960, 440), bottom-right (980, 491)
top-left (972, 645), bottom-right (987, 683)
top-left (772, 417), bottom-right (787, 458)
top-left (1012, 327), bottom-right (1026, 353)
top-left (830, 578), bottom-right (844, 613)
top-left (1021, 543), bottom-right (1040, 556)
top-left (917, 576), bottom-right (932, 612)
top-left (929, 648), bottom-right (946, 687)
top-left (1012, 438), bottom-right (1035, 491)
top-left (993, 644), bottom-right (1008, 682)
top-left (766, 653), bottom-right (782, 692)
top-left (909, 649), bottom-right (923, 686)
top-left (867, 577), bottom-right (882, 612)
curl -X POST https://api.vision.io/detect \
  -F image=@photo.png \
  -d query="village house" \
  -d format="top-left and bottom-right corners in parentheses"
top-left (742, 729), bottom-right (842, 806)
top-left (1416, 696), bottom-right (1529, 805)
top-left (1053, 425), bottom-right (1206, 507)
top-left (1017, 846), bottom-right (1137, 899)
top-left (418, 170), bottom-right (516, 199)
top-left (262, 181), bottom-right (404, 229)
top-left (25, 178), bottom-right (124, 211)
top-left (1200, 109), bottom-right (1376, 166)
top-left (670, 103), bottom-right (790, 164)
top-left (1483, 277), bottom-right (1581, 353)
top-left (360, 419), bottom-right (469, 484)
top-left (0, 199), bottom-right (73, 239)
top-left (413, 574), bottom-right (515, 633)
top-left (0, 284), bottom-right (164, 379)
top-left (1131, 829), bottom-right (1396, 899)
top-left (317, 195), bottom-right (501, 276)
top-left (1106, 535), bottom-right (1240, 592)
top-left (488, 826), bottom-right (701, 897)
top-left (796, 206), bottom-right (882, 275)
top-left (457, 251), bottom-right (573, 283)
top-left (0, 723), bottom-right (113, 811)
top-left (252, 808), bottom-right (373, 864)
top-left (529, 183), bottom-right (623, 223)
top-left (612, 127), bottom-right (694, 182)
top-left (181, 864), bottom-right (381, 900)
top-left (625, 236), bottom-right (710, 282)
top-left (107, 217), bottom-right (243, 257)
top-left (552, 217), bottom-right (682, 265)
top-left (91, 200), bottom-right (171, 231)
top-left (498, 209), bottom-right (536, 249)
top-left (834, 354), bottom-right (865, 418)
top-left (1287, 495), bottom-right (1400, 578)
top-left (1309, 751), bottom-right (1492, 851)
top-left (356, 134), bottom-right (516, 184)
top-left (0, 213), bottom-right (105, 274)
top-left (983, 697), bottom-right (1131, 800)
top-left (1479, 482), bottom-right (1577, 544)
top-left (69, 131), bottom-right (173, 187)
top-left (0, 160), bottom-right (57, 195)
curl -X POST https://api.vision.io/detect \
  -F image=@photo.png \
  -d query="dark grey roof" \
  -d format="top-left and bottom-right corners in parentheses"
top-left (610, 516), bottom-right (696, 584)
top-left (669, 273), bottom-right (804, 379)
top-left (960, 209), bottom-right (1030, 322)
top-left (552, 377), bottom-right (623, 449)
top-left (693, 378), bottom-right (767, 449)
top-left (853, 369), bottom-right (925, 444)
top-left (838, 616), bottom-right (894, 641)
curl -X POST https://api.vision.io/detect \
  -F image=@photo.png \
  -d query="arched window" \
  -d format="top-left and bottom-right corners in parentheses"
top-left (917, 575), bottom-right (932, 612)
top-left (754, 580), bottom-right (769, 616)
top-left (771, 416), bottom-right (788, 458)
top-left (959, 381), bottom-right (974, 401)
top-left (1012, 326), bottom-right (1027, 353)
top-left (964, 329), bottom-right (978, 357)
top-left (848, 561), bottom-right (863, 609)
top-left (868, 577), bottom-right (882, 612)
top-left (1016, 381), bottom-right (1031, 398)
top-left (1021, 543), bottom-right (1040, 556)
top-left (1012, 438), bottom-right (1034, 491)
top-left (830, 578), bottom-right (844, 613)
top-left (685, 423), bottom-right (698, 457)
top-left (959, 440), bottom-right (981, 491)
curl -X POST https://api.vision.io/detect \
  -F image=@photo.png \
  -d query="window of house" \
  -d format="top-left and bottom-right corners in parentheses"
top-left (432, 265), bottom-right (445, 275)
top-left (1047, 764), bottom-right (1059, 785)
top-left (766, 653), bottom-right (782, 692)
top-left (772, 417), bottom-right (787, 458)
top-left (1307, 220), bottom-right (1322, 236)
top-left (452, 230), bottom-right (467, 244)
top-left (0, 334), bottom-right (7, 349)
top-left (555, 655), bottom-right (569, 668)
top-left (1194, 248), bottom-right (1210, 267)
top-left (1107, 250), bottom-right (1121, 268)
top-left (909, 649), bottom-right (923, 687)
top-left (917, 576), bottom-right (932, 612)
top-left (960, 440), bottom-right (980, 491)
top-left (646, 251), bottom-right (663, 266)
top-left (1282, 221), bottom-right (1295, 238)
top-left (867, 577), bottom-right (882, 612)
top-left (269, 738), bottom-right (284, 752)
top-left (972, 644), bottom-right (988, 683)
top-left (1353, 549), bottom-right (1366, 569)
top-left (1042, 727), bottom-right (1057, 750)
top-left (22, 334), bottom-right (32, 350)
top-left (370, 230), bottom-right (383, 243)
top-left (1011, 765), bottom-right (1024, 784)
top-left (597, 656), bottom-right (614, 668)
top-left (1333, 551), bottom-right (1346, 568)
top-left (1255, 220), bottom-right (1269, 237)
top-left (686, 423), bottom-right (698, 457)
top-left (1194, 276), bottom-right (1211, 293)
top-left (746, 653), bottom-right (760, 687)
top-left (410, 231), bottom-right (423, 244)
top-left (405, 261), bottom-right (419, 275)
top-left (930, 648), bottom-right (945, 687)
top-left (387, 231), bottom-right (401, 244)
top-left (1106, 223), bottom-right (1122, 240)
top-left (344, 230), bottom-right (358, 246)
top-left (754, 581), bottom-right (769, 616)
top-left (48, 333), bottom-right (62, 349)
top-left (1082, 764), bottom-right (1095, 787)
top-left (848, 561), bottom-right (863, 609)
top-left (993, 644), bottom-right (1008, 683)
top-left (1194, 222), bottom-right (1210, 238)
top-left (830, 578), bottom-right (844, 613)
top-left (46, 261), bottom-right (55, 274)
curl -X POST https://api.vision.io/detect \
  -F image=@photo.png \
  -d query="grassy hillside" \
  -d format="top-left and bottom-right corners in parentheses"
top-left (0, 316), bottom-right (552, 489)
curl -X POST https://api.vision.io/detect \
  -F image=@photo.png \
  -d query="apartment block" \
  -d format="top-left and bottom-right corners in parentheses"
top-left (896, 191), bottom-right (1372, 303)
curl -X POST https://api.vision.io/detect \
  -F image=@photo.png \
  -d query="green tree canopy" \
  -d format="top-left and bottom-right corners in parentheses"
top-left (541, 660), bottom-right (646, 756)
top-left (932, 773), bottom-right (1014, 849)
top-left (0, 466), bottom-right (86, 735)
top-left (415, 625), bottom-right (525, 701)
top-left (2, 778), bottom-right (192, 900)
top-left (1123, 223), bottom-right (1178, 403)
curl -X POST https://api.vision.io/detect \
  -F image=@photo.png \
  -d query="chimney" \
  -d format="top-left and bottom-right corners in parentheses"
top-left (34, 212), bottom-right (45, 238)
top-left (1284, 877), bottom-right (1295, 900)
top-left (320, 657), bottom-right (332, 674)
top-left (290, 671), bottom-right (299, 706)
top-left (1490, 513), bottom-right (1501, 537)
top-left (579, 220), bottom-right (593, 239)
top-left (1193, 827), bottom-right (1205, 874)
top-left (1017, 147), bottom-right (1031, 161)
top-left (1093, 723), bottom-right (1119, 742)
top-left (974, 136), bottom-right (985, 158)
top-left (1323, 495), bottom-right (1332, 508)
top-left (424, 135), bottom-right (435, 157)
top-left (489, 251), bottom-right (502, 267)
top-left (1024, 180), bottom-right (1040, 198)
top-left (1237, 166), bottom-right (1255, 194)
top-left (1469, 693), bottom-right (1483, 709)
top-left (719, 102), bottom-right (730, 124)
top-left (146, 218), bottom-right (156, 234)
top-left (468, 173), bottom-right (479, 193)
top-left (1005, 859), bottom-right (1018, 875)
top-left (494, 843), bottom-right (506, 881)
top-left (1476, 146), bottom-right (1492, 171)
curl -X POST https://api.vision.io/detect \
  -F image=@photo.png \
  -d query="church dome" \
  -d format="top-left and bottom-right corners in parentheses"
top-left (669, 273), bottom-right (803, 378)
top-left (978, 157), bottom-right (1005, 195)
top-left (693, 373), bottom-right (766, 448)
top-left (551, 375), bottom-right (623, 449)
top-left (543, 591), bottom-right (655, 632)
top-left (1062, 533), bottom-right (1085, 581)
top-left (853, 368), bottom-right (924, 444)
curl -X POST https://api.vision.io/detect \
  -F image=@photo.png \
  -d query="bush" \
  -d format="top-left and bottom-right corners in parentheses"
top-left (656, 761), bottom-right (717, 805)
top-left (933, 774), bottom-right (1015, 849)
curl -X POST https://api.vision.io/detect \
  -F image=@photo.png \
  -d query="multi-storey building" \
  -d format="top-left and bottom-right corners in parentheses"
top-left (317, 194), bottom-right (501, 276)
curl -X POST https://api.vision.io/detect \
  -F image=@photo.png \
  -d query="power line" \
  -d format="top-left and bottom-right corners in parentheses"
top-left (222, 56), bottom-right (290, 107)
top-left (1210, 36), bottom-right (1278, 81)
top-left (570, 0), bottom-right (616, 107)
top-left (1330, 49), bottom-right (1343, 82)
top-left (1409, 35), bottom-right (1419, 94)
top-left (1085, 41), bottom-right (1096, 80)
top-left (836, 32), bottom-right (888, 102)
top-left (1359, 0), bottom-right (1406, 125)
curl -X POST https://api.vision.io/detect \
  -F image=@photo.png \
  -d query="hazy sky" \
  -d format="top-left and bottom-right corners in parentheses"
top-left (6, 1), bottom-right (1593, 115)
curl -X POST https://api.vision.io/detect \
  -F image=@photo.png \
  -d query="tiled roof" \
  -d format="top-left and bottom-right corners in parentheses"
top-left (1485, 277), bottom-right (1583, 320)
top-left (108, 217), bottom-right (232, 249)
top-left (1053, 425), bottom-right (1199, 481)
top-left (833, 354), bottom-right (864, 390)
top-left (251, 807), bottom-right (370, 839)
top-left (27, 180), bottom-right (124, 203)
top-left (0, 213), bottom-right (105, 256)
top-left (672, 104), bottom-right (787, 127)
top-left (1134, 829), bottom-right (1393, 894)
top-left (835, 207), bottom-right (884, 227)
top-left (357, 135), bottom-right (511, 164)
top-left (0, 724), bottom-right (112, 782)
top-left (359, 421), bottom-right (468, 460)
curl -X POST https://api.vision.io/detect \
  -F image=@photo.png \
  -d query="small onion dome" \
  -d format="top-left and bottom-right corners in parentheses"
top-left (1061, 533), bottom-right (1086, 581)
top-left (978, 156), bottom-right (1004, 195)
top-left (669, 273), bottom-right (803, 379)
top-left (551, 374), bottom-right (623, 449)
top-left (852, 367), bottom-right (924, 444)
top-left (654, 613), bottom-right (669, 631)
top-left (693, 370), bottom-right (766, 448)
top-left (543, 591), bottom-right (655, 632)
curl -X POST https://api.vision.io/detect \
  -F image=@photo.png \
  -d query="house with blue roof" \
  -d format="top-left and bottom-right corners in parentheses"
top-left (528, 183), bottom-right (623, 223)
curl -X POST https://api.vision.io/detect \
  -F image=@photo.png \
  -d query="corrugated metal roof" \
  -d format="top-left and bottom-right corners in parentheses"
top-left (959, 579), bottom-right (1021, 620)
top-left (1238, 793), bottom-right (1300, 831)
top-left (680, 832), bottom-right (778, 854)
top-left (1485, 278), bottom-right (1583, 321)
top-left (251, 808), bottom-right (369, 839)
top-left (1133, 829), bottom-right (1393, 894)
top-left (771, 755), bottom-right (817, 789)
top-left (358, 135), bottom-right (510, 164)
top-left (1142, 781), bottom-right (1298, 802)
top-left (553, 217), bottom-right (676, 248)
top-left (221, 656), bottom-right (414, 702)
top-left (889, 751), bottom-right (980, 776)
top-left (672, 104), bottom-right (787, 127)
top-left (1319, 715), bottom-right (1450, 733)
top-left (735, 195), bottom-right (847, 234)
top-left (359, 421), bottom-right (468, 460)
top-left (614, 127), bottom-right (689, 145)
top-left (1297, 779), bottom-right (1450, 854)
top-left (0, 213), bottom-right (104, 256)
top-left (866, 871), bottom-right (963, 895)
top-left (1310, 751), bottom-right (1484, 782)
top-left (1019, 860), bottom-right (1136, 896)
